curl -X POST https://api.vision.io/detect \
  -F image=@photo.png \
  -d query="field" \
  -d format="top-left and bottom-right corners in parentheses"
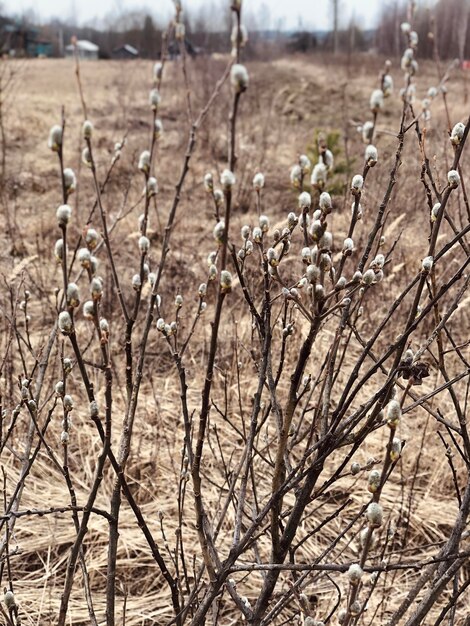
top-left (1, 38), bottom-right (470, 626)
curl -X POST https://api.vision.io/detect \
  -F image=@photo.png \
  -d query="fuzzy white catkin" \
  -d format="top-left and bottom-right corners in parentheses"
top-left (204, 172), bottom-right (214, 192)
top-left (267, 247), bottom-right (277, 264)
top-left (421, 98), bottom-right (431, 113)
top-left (147, 177), bottom-right (158, 196)
top-left (259, 215), bottom-right (269, 232)
top-left (139, 236), bottom-right (150, 253)
top-left (298, 191), bottom-right (311, 209)
top-left (221, 169), bottom-right (236, 189)
top-left (372, 253), bottom-right (385, 269)
top-left (55, 239), bottom-right (64, 260)
top-left (350, 600), bottom-right (362, 617)
top-left (361, 120), bottom-right (374, 144)
top-left (287, 211), bottom-right (298, 228)
top-left (154, 118), bottom-right (163, 139)
top-left (213, 221), bottom-right (225, 243)
top-left (391, 437), bottom-right (402, 461)
top-left (383, 73), bottom-right (393, 96)
top-left (83, 300), bottom-right (95, 319)
top-left (351, 174), bottom-right (364, 194)
top-left (321, 149), bottom-right (334, 169)
top-left (138, 150), bottom-right (151, 173)
top-left (100, 318), bottom-right (109, 333)
top-left (67, 283), bottom-right (80, 307)
top-left (365, 144), bottom-right (378, 166)
top-left (299, 154), bottom-right (311, 173)
top-left (367, 502), bottom-right (383, 527)
top-left (431, 202), bottom-right (441, 222)
top-left (348, 563), bottom-right (364, 583)
top-left (306, 264), bottom-right (320, 283)
top-left (220, 270), bottom-right (232, 292)
top-left (422, 255), bottom-right (433, 272)
top-left (62, 431), bottom-right (71, 445)
top-left (132, 274), bottom-right (142, 290)
top-left (370, 88), bottom-right (384, 112)
top-left (351, 461), bottom-right (361, 474)
top-left (362, 269), bottom-right (375, 285)
top-left (253, 172), bottom-right (265, 190)
top-left (231, 23), bottom-right (248, 49)
top-left (82, 147), bottom-right (92, 167)
top-left (213, 189), bottom-right (224, 207)
top-left (58, 311), bottom-right (73, 334)
top-left (83, 119), bottom-right (93, 139)
top-left (450, 122), bottom-right (465, 145)
top-left (63, 394), bottom-right (73, 411)
top-left (343, 237), bottom-right (354, 252)
top-left (153, 61), bottom-right (162, 81)
top-left (241, 225), bottom-right (250, 240)
top-left (91, 277), bottom-right (103, 299)
top-left (319, 191), bottom-right (332, 212)
top-left (309, 219), bottom-right (323, 241)
top-left (149, 88), bottom-right (161, 110)
top-left (319, 231), bottom-right (332, 251)
top-left (368, 469), bottom-right (381, 493)
top-left (230, 64), bottom-right (249, 92)
top-left (252, 226), bottom-right (262, 242)
top-left (290, 164), bottom-right (302, 187)
top-left (63, 168), bottom-right (76, 192)
top-left (78, 247), bottom-right (91, 267)
top-left (387, 399), bottom-right (401, 424)
top-left (311, 162), bottom-right (327, 188)
top-left (208, 264), bottom-right (217, 280)
top-left (56, 204), bottom-right (72, 226)
top-left (448, 169), bottom-right (460, 187)
top-left (48, 124), bottom-right (62, 151)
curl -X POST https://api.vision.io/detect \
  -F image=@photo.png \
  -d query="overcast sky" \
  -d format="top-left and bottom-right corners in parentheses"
top-left (2, 0), bottom-right (383, 30)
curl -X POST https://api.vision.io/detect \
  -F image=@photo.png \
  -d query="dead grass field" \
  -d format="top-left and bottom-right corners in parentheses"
top-left (1, 52), bottom-right (470, 625)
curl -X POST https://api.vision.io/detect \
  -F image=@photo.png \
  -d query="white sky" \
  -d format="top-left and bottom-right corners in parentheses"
top-left (2, 0), bottom-right (383, 31)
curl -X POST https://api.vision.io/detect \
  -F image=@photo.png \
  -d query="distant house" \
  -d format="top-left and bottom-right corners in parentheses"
top-left (112, 44), bottom-right (139, 59)
top-left (65, 40), bottom-right (99, 60)
top-left (168, 38), bottom-right (199, 60)
top-left (27, 39), bottom-right (53, 57)
top-left (0, 18), bottom-right (52, 57)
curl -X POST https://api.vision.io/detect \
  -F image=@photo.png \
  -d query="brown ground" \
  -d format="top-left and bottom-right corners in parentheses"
top-left (1, 52), bottom-right (469, 625)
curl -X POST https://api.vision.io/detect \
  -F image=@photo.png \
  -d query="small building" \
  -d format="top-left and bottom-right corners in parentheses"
top-left (27, 39), bottom-right (53, 57)
top-left (0, 18), bottom-right (52, 57)
top-left (112, 44), bottom-right (139, 59)
top-left (65, 40), bottom-right (99, 60)
top-left (168, 38), bottom-right (199, 60)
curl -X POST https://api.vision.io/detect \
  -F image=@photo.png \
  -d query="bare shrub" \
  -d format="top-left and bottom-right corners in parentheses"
top-left (1, 2), bottom-right (470, 625)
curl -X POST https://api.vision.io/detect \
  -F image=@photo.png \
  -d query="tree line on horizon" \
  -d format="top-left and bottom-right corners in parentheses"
top-left (1, 0), bottom-right (469, 60)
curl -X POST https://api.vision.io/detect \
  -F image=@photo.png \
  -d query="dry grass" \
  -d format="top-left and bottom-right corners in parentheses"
top-left (1, 51), bottom-right (470, 625)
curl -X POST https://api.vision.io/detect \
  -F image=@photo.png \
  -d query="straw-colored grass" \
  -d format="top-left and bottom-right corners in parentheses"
top-left (1, 52), bottom-right (469, 625)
